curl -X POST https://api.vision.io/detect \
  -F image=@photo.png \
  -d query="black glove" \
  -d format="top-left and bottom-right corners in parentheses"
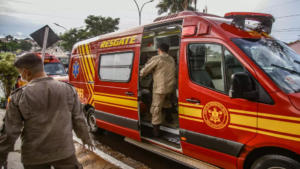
top-left (0, 161), bottom-right (7, 169)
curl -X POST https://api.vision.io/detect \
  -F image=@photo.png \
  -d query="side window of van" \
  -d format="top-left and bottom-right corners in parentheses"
top-left (99, 52), bottom-right (134, 82)
top-left (188, 43), bottom-right (225, 92)
top-left (224, 49), bottom-right (244, 92)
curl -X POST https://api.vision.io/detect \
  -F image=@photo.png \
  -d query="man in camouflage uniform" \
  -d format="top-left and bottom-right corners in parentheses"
top-left (0, 53), bottom-right (93, 169)
top-left (140, 43), bottom-right (176, 137)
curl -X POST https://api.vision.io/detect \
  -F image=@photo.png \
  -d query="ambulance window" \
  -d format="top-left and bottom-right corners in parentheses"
top-left (99, 52), bottom-right (134, 82)
top-left (224, 49), bottom-right (244, 92)
top-left (188, 43), bottom-right (225, 92)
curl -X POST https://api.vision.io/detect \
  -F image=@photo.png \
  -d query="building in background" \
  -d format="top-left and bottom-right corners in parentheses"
top-left (288, 40), bottom-right (300, 55)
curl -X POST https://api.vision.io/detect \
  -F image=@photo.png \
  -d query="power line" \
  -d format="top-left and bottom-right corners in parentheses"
top-left (2, 7), bottom-right (152, 21)
top-left (0, 22), bottom-right (135, 31)
top-left (0, 10), bottom-right (138, 27)
top-left (6, 0), bottom-right (158, 14)
top-left (273, 27), bottom-right (300, 31)
top-left (1, 6), bottom-right (153, 21)
top-left (256, 0), bottom-right (300, 11)
top-left (276, 14), bottom-right (300, 19)
top-left (2, 8), bottom-right (84, 20)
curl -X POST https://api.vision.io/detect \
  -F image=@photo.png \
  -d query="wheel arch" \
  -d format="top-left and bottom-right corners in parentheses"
top-left (243, 146), bottom-right (300, 169)
top-left (83, 104), bottom-right (94, 116)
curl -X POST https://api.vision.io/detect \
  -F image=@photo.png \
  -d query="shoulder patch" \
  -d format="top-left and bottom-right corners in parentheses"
top-left (10, 85), bottom-right (26, 96)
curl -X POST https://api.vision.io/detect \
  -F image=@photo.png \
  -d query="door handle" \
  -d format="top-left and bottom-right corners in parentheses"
top-left (186, 98), bottom-right (200, 103)
top-left (125, 92), bottom-right (134, 96)
top-left (88, 81), bottom-right (94, 84)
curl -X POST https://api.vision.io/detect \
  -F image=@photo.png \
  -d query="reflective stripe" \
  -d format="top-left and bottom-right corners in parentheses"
top-left (94, 95), bottom-right (137, 108)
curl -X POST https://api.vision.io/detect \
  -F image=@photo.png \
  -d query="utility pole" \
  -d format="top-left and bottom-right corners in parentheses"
top-left (133, 0), bottom-right (154, 25)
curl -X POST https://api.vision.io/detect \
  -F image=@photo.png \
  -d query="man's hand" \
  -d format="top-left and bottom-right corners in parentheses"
top-left (83, 141), bottom-right (96, 151)
top-left (0, 161), bottom-right (7, 169)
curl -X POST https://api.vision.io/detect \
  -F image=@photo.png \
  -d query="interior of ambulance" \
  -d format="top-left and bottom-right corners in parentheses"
top-left (138, 21), bottom-right (182, 149)
top-left (137, 20), bottom-right (240, 149)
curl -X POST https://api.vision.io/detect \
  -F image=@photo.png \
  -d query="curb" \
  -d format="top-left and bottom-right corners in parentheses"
top-left (73, 136), bottom-right (133, 169)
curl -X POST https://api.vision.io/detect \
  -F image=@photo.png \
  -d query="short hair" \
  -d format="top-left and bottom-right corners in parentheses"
top-left (14, 53), bottom-right (43, 72)
top-left (158, 43), bottom-right (169, 53)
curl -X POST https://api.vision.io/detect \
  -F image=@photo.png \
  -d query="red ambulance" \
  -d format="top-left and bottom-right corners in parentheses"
top-left (70, 11), bottom-right (300, 169)
top-left (16, 53), bottom-right (69, 88)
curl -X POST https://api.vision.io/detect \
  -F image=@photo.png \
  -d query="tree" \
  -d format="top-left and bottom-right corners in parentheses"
top-left (85, 15), bottom-right (120, 37)
top-left (59, 28), bottom-right (89, 51)
top-left (59, 15), bottom-right (120, 51)
top-left (0, 53), bottom-right (19, 98)
top-left (16, 49), bottom-right (22, 54)
top-left (19, 40), bottom-right (33, 51)
top-left (156, 0), bottom-right (195, 15)
top-left (5, 35), bottom-right (13, 41)
top-left (6, 42), bottom-right (20, 52)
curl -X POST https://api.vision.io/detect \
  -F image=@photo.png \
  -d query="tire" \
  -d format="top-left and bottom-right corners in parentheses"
top-left (87, 109), bottom-right (104, 134)
top-left (251, 155), bottom-right (300, 169)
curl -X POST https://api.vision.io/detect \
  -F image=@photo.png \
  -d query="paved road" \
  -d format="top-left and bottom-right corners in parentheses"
top-left (0, 108), bottom-right (23, 169)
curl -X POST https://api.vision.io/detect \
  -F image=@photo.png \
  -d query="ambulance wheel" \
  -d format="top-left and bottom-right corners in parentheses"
top-left (87, 109), bottom-right (104, 134)
top-left (251, 155), bottom-right (300, 169)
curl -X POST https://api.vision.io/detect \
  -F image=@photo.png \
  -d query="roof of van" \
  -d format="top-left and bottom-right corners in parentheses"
top-left (72, 11), bottom-right (221, 50)
top-left (72, 11), bottom-right (272, 51)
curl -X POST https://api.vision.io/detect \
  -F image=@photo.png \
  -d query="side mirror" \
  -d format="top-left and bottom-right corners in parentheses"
top-left (229, 72), bottom-right (258, 100)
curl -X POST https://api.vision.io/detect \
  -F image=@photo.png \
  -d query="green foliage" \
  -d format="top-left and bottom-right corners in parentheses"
top-left (5, 35), bottom-right (13, 41)
top-left (16, 49), bottom-right (22, 54)
top-left (0, 53), bottom-right (19, 98)
top-left (85, 15), bottom-right (120, 37)
top-left (19, 40), bottom-right (33, 51)
top-left (156, 0), bottom-right (195, 15)
top-left (59, 28), bottom-right (89, 51)
top-left (59, 15), bottom-right (120, 51)
top-left (0, 97), bottom-right (7, 103)
top-left (1, 35), bottom-right (33, 52)
top-left (6, 41), bottom-right (20, 51)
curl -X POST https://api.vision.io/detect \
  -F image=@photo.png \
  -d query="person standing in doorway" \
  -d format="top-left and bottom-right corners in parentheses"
top-left (140, 43), bottom-right (176, 137)
top-left (0, 53), bottom-right (94, 169)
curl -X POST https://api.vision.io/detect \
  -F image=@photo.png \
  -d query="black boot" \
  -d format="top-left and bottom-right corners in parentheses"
top-left (152, 125), bottom-right (160, 137)
top-left (164, 108), bottom-right (174, 123)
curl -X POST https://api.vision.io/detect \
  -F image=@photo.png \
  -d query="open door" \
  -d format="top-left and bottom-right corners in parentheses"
top-left (93, 41), bottom-right (141, 141)
top-left (138, 20), bottom-right (183, 151)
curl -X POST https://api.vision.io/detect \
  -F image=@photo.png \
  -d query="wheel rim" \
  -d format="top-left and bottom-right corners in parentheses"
top-left (268, 167), bottom-right (286, 169)
top-left (89, 113), bottom-right (97, 131)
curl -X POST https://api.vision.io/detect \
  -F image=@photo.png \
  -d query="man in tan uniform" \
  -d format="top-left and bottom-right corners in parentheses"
top-left (0, 53), bottom-right (94, 169)
top-left (140, 43), bottom-right (176, 137)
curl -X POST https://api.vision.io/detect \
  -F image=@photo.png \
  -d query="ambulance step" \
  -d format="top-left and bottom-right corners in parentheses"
top-left (125, 137), bottom-right (220, 169)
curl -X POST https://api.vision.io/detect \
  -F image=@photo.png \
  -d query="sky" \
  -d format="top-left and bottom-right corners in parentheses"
top-left (0, 0), bottom-right (299, 43)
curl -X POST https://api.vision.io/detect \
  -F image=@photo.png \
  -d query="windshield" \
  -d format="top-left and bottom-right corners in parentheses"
top-left (44, 63), bottom-right (67, 76)
top-left (232, 38), bottom-right (300, 94)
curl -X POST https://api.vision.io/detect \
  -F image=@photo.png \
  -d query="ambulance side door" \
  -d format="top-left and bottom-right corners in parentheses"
top-left (179, 39), bottom-right (258, 168)
top-left (94, 48), bottom-right (140, 141)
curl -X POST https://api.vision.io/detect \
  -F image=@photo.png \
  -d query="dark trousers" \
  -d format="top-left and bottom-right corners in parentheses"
top-left (23, 154), bottom-right (82, 169)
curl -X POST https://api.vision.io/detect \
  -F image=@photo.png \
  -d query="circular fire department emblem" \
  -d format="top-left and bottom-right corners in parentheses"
top-left (203, 102), bottom-right (229, 129)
